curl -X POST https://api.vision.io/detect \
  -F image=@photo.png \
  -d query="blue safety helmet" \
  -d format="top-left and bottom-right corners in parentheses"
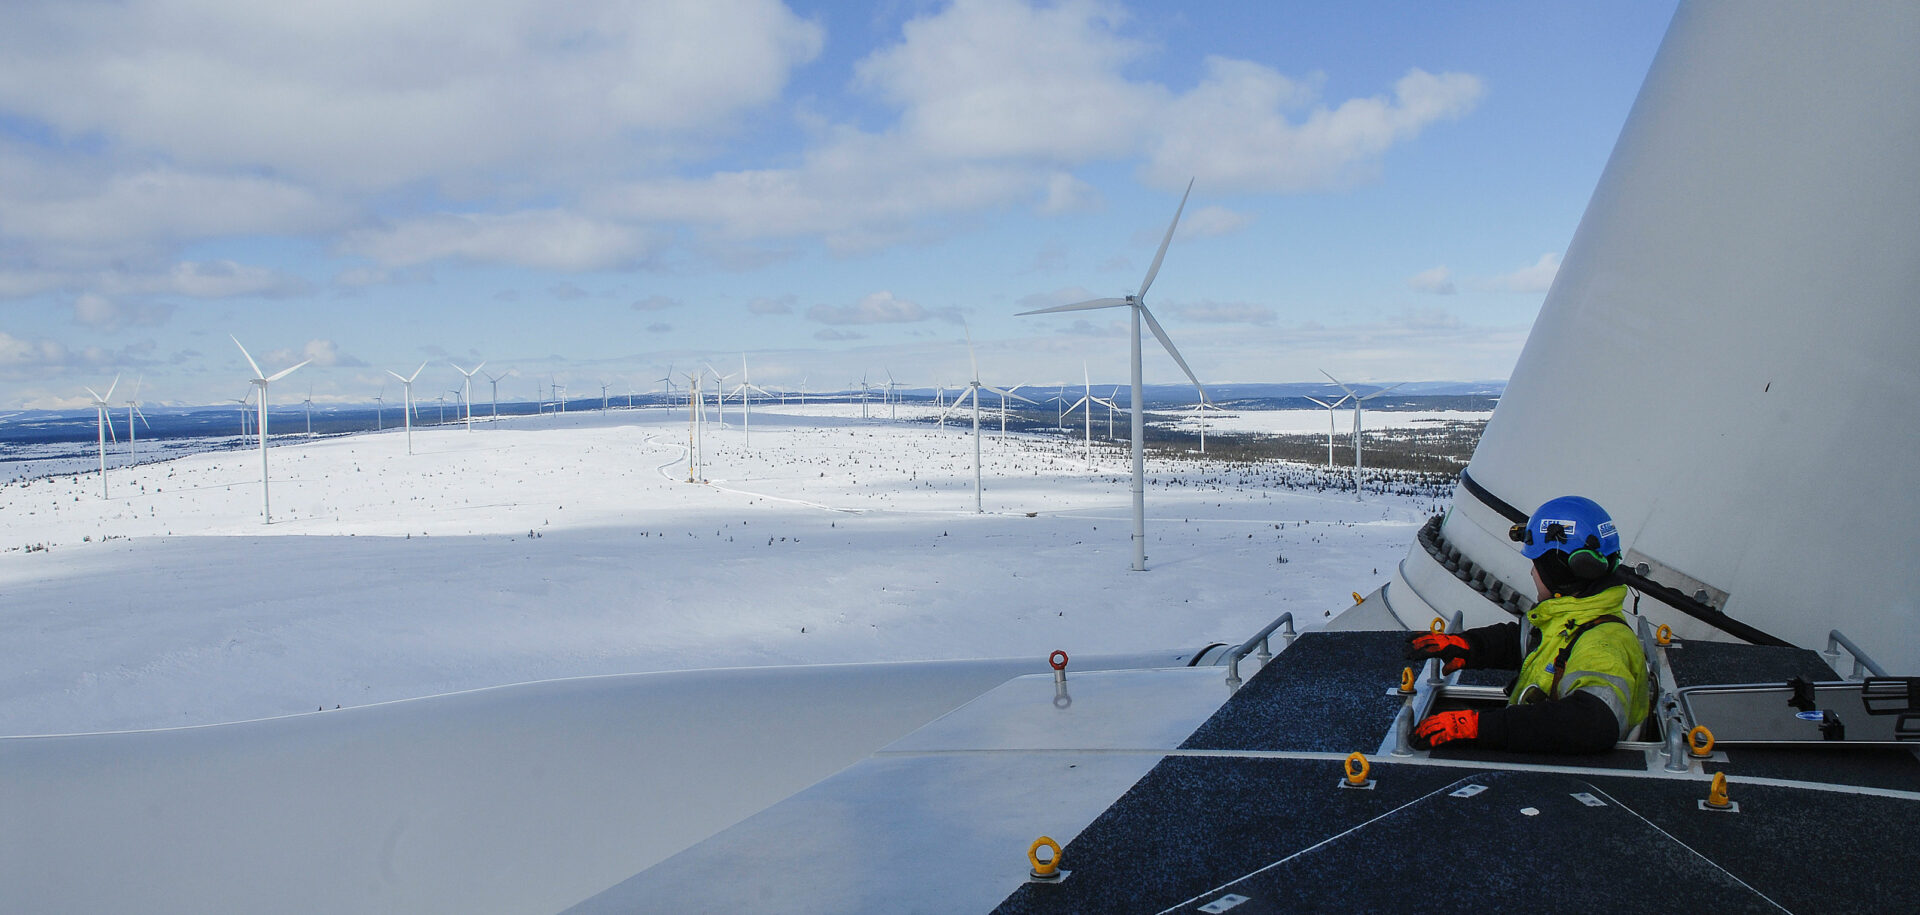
top-left (1509, 495), bottom-right (1621, 580)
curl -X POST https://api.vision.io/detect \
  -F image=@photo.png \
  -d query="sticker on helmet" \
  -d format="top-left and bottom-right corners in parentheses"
top-left (1598, 520), bottom-right (1617, 538)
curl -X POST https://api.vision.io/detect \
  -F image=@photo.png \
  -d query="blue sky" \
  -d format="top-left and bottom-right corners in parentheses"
top-left (0, 1), bottom-right (1677, 409)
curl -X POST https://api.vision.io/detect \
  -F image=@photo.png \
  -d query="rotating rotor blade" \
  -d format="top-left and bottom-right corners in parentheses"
top-left (106, 411), bottom-right (118, 443)
top-left (266, 360), bottom-right (311, 383)
top-left (1138, 303), bottom-right (1207, 399)
top-left (134, 404), bottom-right (152, 429)
top-left (1016, 297), bottom-right (1128, 316)
top-left (1138, 178), bottom-right (1194, 300)
top-left (1359, 381), bottom-right (1407, 402)
top-left (408, 362), bottom-right (428, 383)
top-left (83, 386), bottom-right (105, 404)
top-left (940, 387), bottom-right (976, 423)
top-left (981, 385), bottom-right (1036, 404)
top-left (1319, 370), bottom-right (1358, 400)
top-left (1303, 395), bottom-right (1331, 410)
top-left (230, 336), bottom-right (264, 379)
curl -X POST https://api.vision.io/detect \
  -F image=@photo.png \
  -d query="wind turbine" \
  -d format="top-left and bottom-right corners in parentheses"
top-left (730, 355), bottom-right (774, 448)
top-left (1321, 371), bottom-right (1405, 500)
top-left (997, 382), bottom-right (1028, 438)
top-left (83, 376), bottom-right (118, 498)
top-left (656, 366), bottom-right (676, 408)
top-left (885, 369), bottom-right (902, 420)
top-left (232, 391), bottom-right (253, 438)
top-left (1303, 393), bottom-right (1351, 468)
top-left (122, 378), bottom-right (151, 462)
top-left (386, 362), bottom-right (427, 454)
top-left (1060, 362), bottom-right (1101, 458)
top-left (482, 368), bottom-right (513, 421)
top-left (1018, 178), bottom-right (1207, 571)
top-left (451, 361), bottom-right (485, 431)
top-left (705, 364), bottom-right (734, 426)
top-left (373, 387), bottom-right (386, 431)
top-left (684, 368), bottom-right (707, 482)
top-left (940, 327), bottom-right (1035, 513)
top-left (1187, 394), bottom-right (1226, 454)
top-left (232, 336), bottom-right (311, 523)
top-left (301, 384), bottom-right (315, 437)
top-left (600, 380), bottom-right (611, 411)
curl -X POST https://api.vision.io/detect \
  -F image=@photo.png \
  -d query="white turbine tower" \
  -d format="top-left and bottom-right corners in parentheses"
top-left (386, 362), bottom-right (427, 455)
top-left (940, 328), bottom-right (1034, 513)
top-left (232, 336), bottom-right (311, 523)
top-left (997, 382), bottom-right (1029, 438)
top-left (730, 355), bottom-right (774, 448)
top-left (1187, 394), bottom-right (1226, 454)
top-left (83, 376), bottom-right (118, 498)
top-left (1018, 179), bottom-right (1207, 571)
top-left (1061, 363), bottom-right (1101, 458)
top-left (482, 368), bottom-right (513, 421)
top-left (1321, 371), bottom-right (1405, 500)
top-left (1303, 393), bottom-right (1351, 468)
top-left (373, 387), bottom-right (386, 431)
top-left (122, 378), bottom-right (151, 462)
top-left (301, 384), bottom-right (316, 437)
top-left (451, 362), bottom-right (485, 431)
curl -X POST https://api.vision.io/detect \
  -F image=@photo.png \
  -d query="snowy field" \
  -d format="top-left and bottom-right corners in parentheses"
top-left (0, 405), bottom-right (1446, 736)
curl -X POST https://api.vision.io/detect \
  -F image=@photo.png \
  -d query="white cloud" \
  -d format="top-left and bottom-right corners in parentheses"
top-left (814, 327), bottom-right (864, 341)
top-left (1039, 172), bottom-right (1101, 215)
top-left (72, 294), bottom-right (176, 330)
top-left (297, 339), bottom-right (364, 368)
top-left (1479, 252), bottom-right (1560, 293)
top-left (631, 295), bottom-right (680, 312)
top-left (0, 0), bottom-right (823, 191)
top-left (809, 291), bottom-right (930, 325)
top-left (748, 295), bottom-right (795, 315)
top-left (1173, 301), bottom-right (1274, 325)
top-left (1180, 205), bottom-right (1253, 238)
top-left (1409, 265), bottom-right (1456, 295)
top-left (341, 211), bottom-right (654, 271)
top-left (854, 0), bottom-right (1159, 162)
top-left (1144, 62), bottom-right (1483, 191)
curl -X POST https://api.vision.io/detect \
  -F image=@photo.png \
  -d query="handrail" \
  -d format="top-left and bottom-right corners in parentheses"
top-left (1824, 629), bottom-right (1890, 679)
top-left (1224, 612), bottom-right (1296, 692)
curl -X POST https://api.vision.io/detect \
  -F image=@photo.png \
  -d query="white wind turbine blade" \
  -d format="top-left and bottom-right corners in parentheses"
top-left (406, 362), bottom-right (428, 384)
top-left (1359, 381), bottom-right (1407, 402)
top-left (1138, 303), bottom-right (1206, 395)
top-left (940, 387), bottom-right (975, 424)
top-left (1138, 178), bottom-right (1194, 300)
top-left (982, 385), bottom-right (1036, 404)
top-left (230, 336), bottom-right (265, 379)
top-left (1016, 297), bottom-right (1129, 316)
top-left (133, 404), bottom-right (152, 430)
top-left (1320, 370), bottom-right (1359, 401)
top-left (83, 385), bottom-right (105, 404)
top-left (266, 360), bottom-right (311, 383)
top-left (1304, 395), bottom-right (1332, 410)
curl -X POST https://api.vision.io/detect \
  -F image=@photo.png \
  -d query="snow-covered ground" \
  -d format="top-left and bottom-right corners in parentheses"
top-left (0, 405), bottom-right (1444, 736)
top-left (1167, 408), bottom-right (1491, 436)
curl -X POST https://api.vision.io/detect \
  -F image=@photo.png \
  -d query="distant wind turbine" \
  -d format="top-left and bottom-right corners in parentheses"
top-left (1061, 363), bottom-right (1102, 459)
top-left (1018, 178), bottom-right (1207, 571)
top-left (301, 384), bottom-right (316, 438)
top-left (1321, 371), bottom-right (1405, 500)
top-left (232, 336), bottom-right (311, 523)
top-left (482, 368), bottom-right (513, 421)
top-left (386, 362), bottom-right (427, 454)
top-left (373, 387), bottom-right (386, 431)
top-left (451, 361), bottom-right (485, 431)
top-left (83, 376), bottom-right (118, 498)
top-left (730, 355), bottom-right (774, 448)
top-left (940, 327), bottom-right (1035, 513)
top-left (1303, 393), bottom-right (1351, 468)
top-left (123, 378), bottom-right (151, 463)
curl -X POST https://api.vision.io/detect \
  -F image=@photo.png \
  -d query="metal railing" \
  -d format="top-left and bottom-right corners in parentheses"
top-left (1224, 612), bottom-right (1296, 692)
top-left (1823, 629), bottom-right (1889, 679)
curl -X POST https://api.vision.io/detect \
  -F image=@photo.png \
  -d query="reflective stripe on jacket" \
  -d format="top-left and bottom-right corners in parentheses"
top-left (1510, 585), bottom-right (1648, 739)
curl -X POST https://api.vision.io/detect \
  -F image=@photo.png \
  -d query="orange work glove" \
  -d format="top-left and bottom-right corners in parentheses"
top-left (1404, 632), bottom-right (1471, 673)
top-left (1412, 710), bottom-right (1480, 749)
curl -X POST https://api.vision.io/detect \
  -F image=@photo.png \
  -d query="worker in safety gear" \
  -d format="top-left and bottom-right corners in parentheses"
top-left (1404, 496), bottom-right (1649, 754)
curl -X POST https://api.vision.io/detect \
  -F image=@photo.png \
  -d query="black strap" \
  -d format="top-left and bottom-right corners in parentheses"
top-left (1547, 616), bottom-right (1630, 699)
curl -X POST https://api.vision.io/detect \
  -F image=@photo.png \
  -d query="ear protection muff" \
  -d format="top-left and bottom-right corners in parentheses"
top-left (1565, 534), bottom-right (1616, 581)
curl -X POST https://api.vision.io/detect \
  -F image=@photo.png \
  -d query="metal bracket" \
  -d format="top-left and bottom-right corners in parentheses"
top-left (1626, 550), bottom-right (1730, 611)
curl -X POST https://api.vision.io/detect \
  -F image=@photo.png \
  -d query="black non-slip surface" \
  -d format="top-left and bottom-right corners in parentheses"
top-left (1428, 743), bottom-right (1649, 770)
top-left (999, 761), bottom-right (1920, 914)
top-left (1666, 640), bottom-right (1840, 688)
top-left (1709, 745), bottom-right (1920, 793)
top-left (993, 757), bottom-right (1465, 915)
top-left (1162, 769), bottom-right (1783, 915)
top-left (1180, 631), bottom-right (1410, 753)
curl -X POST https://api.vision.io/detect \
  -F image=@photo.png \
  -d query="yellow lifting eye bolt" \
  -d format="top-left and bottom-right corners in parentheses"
top-left (1345, 752), bottom-right (1371, 786)
top-left (1353, 591), bottom-right (1366, 605)
top-left (1688, 725), bottom-right (1715, 758)
top-left (1399, 667), bottom-right (1416, 694)
top-left (1656, 624), bottom-right (1674, 647)
top-left (1430, 617), bottom-right (1446, 633)
top-left (1028, 836), bottom-right (1063, 878)
top-left (1700, 772), bottom-right (1739, 812)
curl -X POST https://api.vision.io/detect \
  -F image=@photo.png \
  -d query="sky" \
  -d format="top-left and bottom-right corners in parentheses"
top-left (0, 0), bottom-right (1679, 409)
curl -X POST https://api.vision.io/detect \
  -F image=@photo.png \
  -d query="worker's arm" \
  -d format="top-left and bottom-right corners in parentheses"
top-left (1413, 691), bottom-right (1622, 754)
top-left (1405, 621), bottom-right (1522, 671)
top-left (1474, 690), bottom-right (1622, 754)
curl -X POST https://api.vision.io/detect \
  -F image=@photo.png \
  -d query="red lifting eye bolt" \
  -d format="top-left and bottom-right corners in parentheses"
top-left (1050, 650), bottom-right (1069, 673)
